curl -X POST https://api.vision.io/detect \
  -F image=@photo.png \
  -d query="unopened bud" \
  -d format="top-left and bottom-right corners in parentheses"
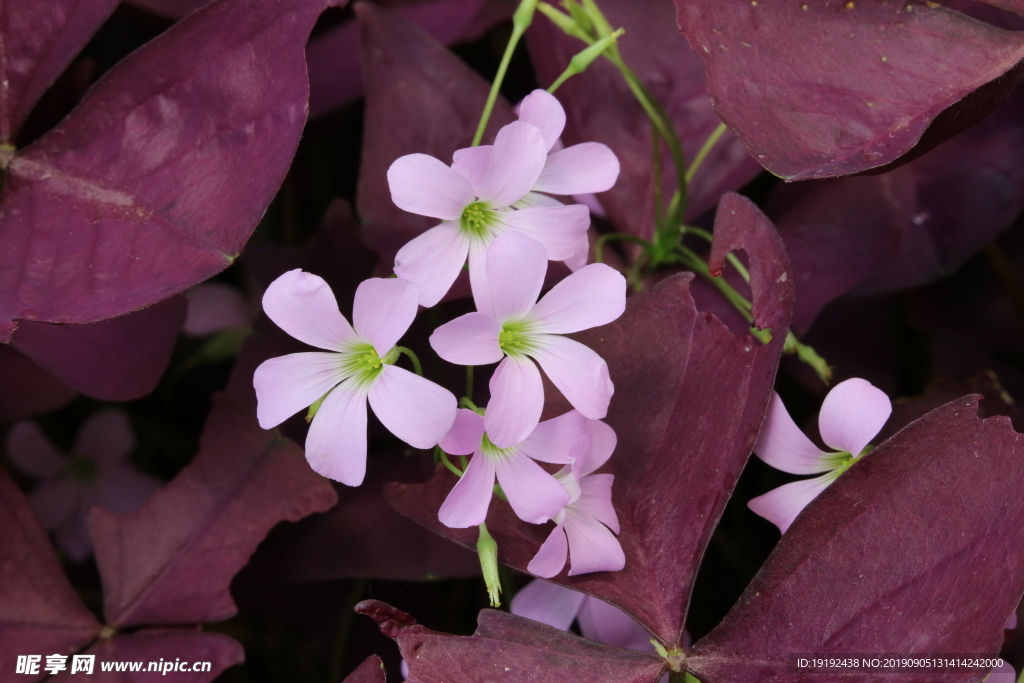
top-left (477, 523), bottom-right (502, 607)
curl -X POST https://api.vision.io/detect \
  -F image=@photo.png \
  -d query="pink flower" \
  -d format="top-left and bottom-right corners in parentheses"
top-left (454, 90), bottom-right (620, 272)
top-left (430, 231), bottom-right (625, 447)
top-left (387, 120), bottom-right (591, 307)
top-left (253, 271), bottom-right (457, 486)
top-left (748, 378), bottom-right (892, 534)
top-left (6, 410), bottom-right (161, 562)
top-left (437, 409), bottom-right (599, 528)
top-left (528, 421), bottom-right (624, 578)
top-left (511, 579), bottom-right (658, 653)
top-left (988, 662), bottom-right (1017, 682)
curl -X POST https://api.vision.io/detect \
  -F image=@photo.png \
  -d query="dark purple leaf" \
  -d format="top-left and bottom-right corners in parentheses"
top-left (386, 193), bottom-right (795, 645)
top-left (356, 600), bottom-right (666, 683)
top-left (54, 629), bottom-right (244, 683)
top-left (0, 0), bottom-right (119, 143)
top-left (89, 392), bottom-right (338, 629)
top-left (0, 0), bottom-right (345, 339)
top-left (0, 471), bottom-right (101, 670)
top-left (675, 1), bottom-right (1024, 180)
top-left (687, 396), bottom-right (1024, 682)
top-left (343, 655), bottom-right (386, 683)
top-left (527, 0), bottom-right (760, 237)
top-left (307, 0), bottom-right (515, 117)
top-left (356, 1), bottom-right (515, 233)
top-left (9, 296), bottom-right (186, 401)
top-left (0, 346), bottom-right (75, 422)
top-left (123, 0), bottom-right (212, 18)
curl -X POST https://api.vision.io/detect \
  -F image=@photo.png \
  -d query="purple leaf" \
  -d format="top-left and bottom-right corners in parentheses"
top-left (675, 1), bottom-right (1024, 180)
top-left (0, 471), bottom-right (101, 670)
top-left (0, 0), bottom-right (119, 142)
top-left (343, 655), bottom-right (386, 683)
top-left (10, 296), bottom-right (186, 401)
top-left (0, 346), bottom-right (74, 422)
top-left (687, 396), bottom-right (1024, 682)
top-left (527, 0), bottom-right (760, 236)
top-left (307, 0), bottom-right (515, 117)
top-left (54, 629), bottom-right (244, 683)
top-left (123, 0), bottom-right (212, 18)
top-left (356, 1), bottom-right (515, 234)
top-left (386, 193), bottom-right (795, 645)
top-left (0, 0), bottom-right (345, 338)
top-left (356, 600), bottom-right (666, 683)
top-left (89, 392), bottom-right (338, 629)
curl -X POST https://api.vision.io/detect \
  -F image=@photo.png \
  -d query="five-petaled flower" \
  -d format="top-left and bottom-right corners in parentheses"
top-left (254, 270), bottom-right (456, 486)
top-left (748, 378), bottom-right (892, 534)
top-left (430, 231), bottom-right (625, 447)
top-left (387, 120), bottom-right (592, 307)
top-left (528, 420), bottom-right (624, 577)
top-left (6, 410), bottom-right (161, 562)
top-left (437, 409), bottom-right (599, 528)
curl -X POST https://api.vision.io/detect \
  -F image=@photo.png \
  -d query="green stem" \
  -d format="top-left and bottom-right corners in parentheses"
top-left (472, 0), bottom-right (538, 146)
top-left (459, 397), bottom-right (484, 414)
top-left (393, 346), bottom-right (422, 376)
top-left (594, 233), bottom-right (651, 264)
top-left (465, 365), bottom-right (475, 403)
top-left (438, 448), bottom-right (464, 477)
top-left (685, 122), bottom-right (728, 184)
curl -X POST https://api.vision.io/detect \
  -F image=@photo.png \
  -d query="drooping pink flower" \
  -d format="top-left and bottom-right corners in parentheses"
top-left (748, 378), bottom-right (892, 534)
top-left (437, 409), bottom-right (598, 528)
top-left (453, 90), bottom-right (619, 272)
top-left (528, 421), bottom-right (624, 578)
top-left (430, 231), bottom-right (625, 447)
top-left (387, 120), bottom-right (591, 307)
top-left (253, 271), bottom-right (456, 486)
top-left (6, 410), bottom-right (161, 562)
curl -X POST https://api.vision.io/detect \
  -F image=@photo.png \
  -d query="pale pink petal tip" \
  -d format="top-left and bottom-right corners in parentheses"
top-left (528, 525), bottom-right (569, 578)
top-left (517, 89), bottom-right (567, 151)
top-left (754, 392), bottom-right (831, 475)
top-left (485, 357), bottom-right (545, 449)
top-left (262, 269), bottom-right (356, 351)
top-left (509, 578), bottom-right (586, 631)
top-left (387, 153), bottom-right (475, 220)
top-left (352, 277), bottom-right (419, 354)
top-left (479, 121), bottom-right (548, 208)
top-left (438, 453), bottom-right (497, 528)
top-left (486, 232), bottom-right (547, 322)
top-left (818, 378), bottom-right (892, 457)
top-left (564, 511), bottom-right (625, 576)
top-left (369, 366), bottom-right (457, 449)
top-left (748, 474), bottom-right (833, 534)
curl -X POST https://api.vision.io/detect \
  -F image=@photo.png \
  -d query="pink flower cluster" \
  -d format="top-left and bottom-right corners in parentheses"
top-left (253, 91), bottom-right (627, 577)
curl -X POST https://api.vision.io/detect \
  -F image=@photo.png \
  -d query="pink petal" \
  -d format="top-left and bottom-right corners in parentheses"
top-left (573, 473), bottom-right (619, 534)
top-left (29, 479), bottom-right (81, 531)
top-left (437, 450), bottom-right (497, 528)
top-left (500, 205), bottom-right (590, 261)
top-left (563, 508), bottom-right (626, 576)
top-left (516, 191), bottom-right (564, 209)
top-left (510, 579), bottom-right (586, 631)
top-left (6, 421), bottom-right (66, 478)
top-left (479, 121), bottom-right (547, 208)
top-left (486, 232), bottom-right (547, 322)
top-left (95, 463), bottom-right (161, 513)
top-left (747, 473), bottom-right (834, 535)
top-left (451, 145), bottom-right (492, 197)
top-left (564, 238), bottom-right (590, 272)
top-left (429, 313), bottom-right (503, 366)
top-left (987, 662), bottom-right (1017, 683)
top-left (531, 335), bottom-right (613, 420)
top-left (263, 270), bottom-right (357, 351)
top-left (183, 282), bottom-right (250, 337)
top-left (529, 263), bottom-right (626, 334)
top-left (528, 524), bottom-right (569, 578)
top-left (753, 391), bottom-right (832, 475)
top-left (494, 450), bottom-right (570, 524)
top-left (74, 409), bottom-right (135, 465)
top-left (577, 597), bottom-right (653, 652)
top-left (394, 221), bottom-right (470, 307)
top-left (387, 153), bottom-right (475, 220)
top-left (518, 410), bottom-right (587, 464)
top-left (574, 192), bottom-right (607, 219)
top-left (253, 352), bottom-right (346, 429)
top-left (468, 239), bottom-right (492, 316)
top-left (555, 441), bottom-right (585, 506)
top-left (579, 420), bottom-right (617, 477)
top-left (517, 90), bottom-right (566, 152)
top-left (818, 378), bottom-right (892, 456)
top-left (353, 278), bottom-right (419, 354)
top-left (534, 143), bottom-right (620, 196)
top-left (439, 409), bottom-right (486, 456)
top-left (1006, 613), bottom-right (1018, 630)
top-left (304, 384), bottom-right (369, 486)
top-left (54, 515), bottom-right (93, 563)
top-left (368, 366), bottom-right (457, 449)
top-left (485, 356), bottom-right (544, 449)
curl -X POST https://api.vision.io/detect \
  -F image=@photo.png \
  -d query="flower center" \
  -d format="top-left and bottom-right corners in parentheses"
top-left (66, 456), bottom-right (100, 484)
top-left (497, 321), bottom-right (535, 358)
top-left (459, 201), bottom-right (498, 240)
top-left (480, 432), bottom-right (515, 458)
top-left (341, 342), bottom-right (387, 387)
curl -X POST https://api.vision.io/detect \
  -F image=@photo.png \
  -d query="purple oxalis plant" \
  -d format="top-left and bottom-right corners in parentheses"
top-left (3, 0), bottom-right (1024, 682)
